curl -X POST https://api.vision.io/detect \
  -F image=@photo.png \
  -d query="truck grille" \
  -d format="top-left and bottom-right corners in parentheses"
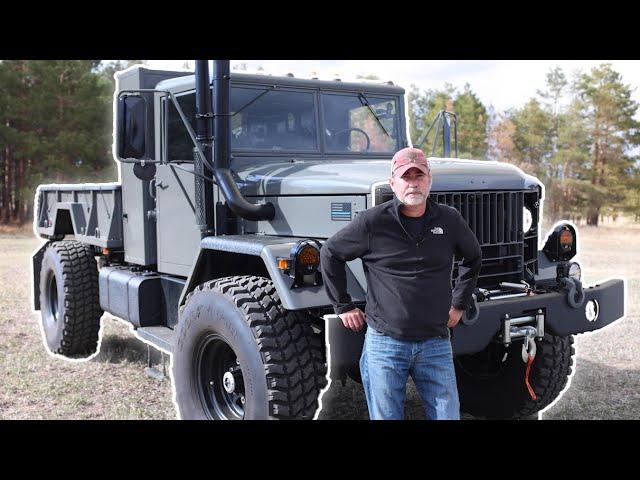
top-left (373, 186), bottom-right (540, 289)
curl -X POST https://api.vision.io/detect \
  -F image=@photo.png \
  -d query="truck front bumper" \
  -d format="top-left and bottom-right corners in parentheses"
top-left (452, 278), bottom-right (625, 355)
top-left (326, 278), bottom-right (625, 374)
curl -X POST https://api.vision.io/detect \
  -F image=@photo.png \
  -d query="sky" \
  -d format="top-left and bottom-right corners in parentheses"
top-left (145, 60), bottom-right (640, 115)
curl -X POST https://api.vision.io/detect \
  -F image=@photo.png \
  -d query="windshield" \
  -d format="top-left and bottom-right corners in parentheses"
top-left (322, 93), bottom-right (399, 154)
top-left (231, 87), bottom-right (318, 151)
top-left (165, 86), bottom-right (400, 161)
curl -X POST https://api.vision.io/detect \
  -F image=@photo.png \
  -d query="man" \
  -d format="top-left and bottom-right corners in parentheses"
top-left (320, 147), bottom-right (482, 420)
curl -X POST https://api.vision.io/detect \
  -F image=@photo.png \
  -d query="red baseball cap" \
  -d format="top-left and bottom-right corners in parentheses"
top-left (391, 147), bottom-right (430, 177)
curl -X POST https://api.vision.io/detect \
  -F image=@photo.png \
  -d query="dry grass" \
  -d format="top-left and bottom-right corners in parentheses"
top-left (0, 235), bottom-right (175, 419)
top-left (1, 217), bottom-right (638, 419)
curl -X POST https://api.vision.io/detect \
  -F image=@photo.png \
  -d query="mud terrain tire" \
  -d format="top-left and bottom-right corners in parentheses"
top-left (455, 333), bottom-right (574, 419)
top-left (39, 241), bottom-right (103, 357)
top-left (173, 275), bottom-right (327, 420)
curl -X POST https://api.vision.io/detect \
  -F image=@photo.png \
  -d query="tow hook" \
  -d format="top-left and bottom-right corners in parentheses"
top-left (560, 277), bottom-right (586, 308)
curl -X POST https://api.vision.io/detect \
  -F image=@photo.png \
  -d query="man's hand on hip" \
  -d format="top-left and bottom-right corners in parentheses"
top-left (339, 308), bottom-right (365, 332)
top-left (447, 306), bottom-right (465, 328)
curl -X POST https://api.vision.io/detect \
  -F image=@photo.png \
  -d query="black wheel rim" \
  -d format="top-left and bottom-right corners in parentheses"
top-left (195, 334), bottom-right (246, 420)
top-left (45, 272), bottom-right (59, 326)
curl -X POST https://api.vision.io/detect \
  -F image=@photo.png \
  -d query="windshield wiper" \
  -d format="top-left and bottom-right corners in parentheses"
top-left (232, 85), bottom-right (277, 116)
top-left (357, 92), bottom-right (391, 138)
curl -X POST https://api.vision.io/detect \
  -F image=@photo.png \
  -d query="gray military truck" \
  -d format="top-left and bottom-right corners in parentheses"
top-left (31, 60), bottom-right (625, 420)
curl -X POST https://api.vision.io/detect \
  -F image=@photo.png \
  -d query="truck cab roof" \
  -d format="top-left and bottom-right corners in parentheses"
top-left (155, 70), bottom-right (406, 96)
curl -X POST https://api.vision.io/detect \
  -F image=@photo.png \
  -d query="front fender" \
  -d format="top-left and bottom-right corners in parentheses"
top-left (31, 242), bottom-right (50, 310)
top-left (179, 234), bottom-right (366, 311)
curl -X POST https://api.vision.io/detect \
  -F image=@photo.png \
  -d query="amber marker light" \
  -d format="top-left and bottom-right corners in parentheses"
top-left (559, 229), bottom-right (573, 248)
top-left (278, 258), bottom-right (291, 271)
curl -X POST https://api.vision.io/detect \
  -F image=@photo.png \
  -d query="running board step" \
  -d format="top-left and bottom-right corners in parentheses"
top-left (136, 326), bottom-right (175, 354)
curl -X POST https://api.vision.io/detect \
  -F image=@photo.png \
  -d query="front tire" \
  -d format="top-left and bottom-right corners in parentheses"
top-left (172, 276), bottom-right (327, 420)
top-left (455, 333), bottom-right (574, 419)
top-left (38, 241), bottom-right (103, 357)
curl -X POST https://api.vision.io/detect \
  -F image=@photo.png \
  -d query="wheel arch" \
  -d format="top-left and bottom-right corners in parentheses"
top-left (181, 248), bottom-right (271, 308)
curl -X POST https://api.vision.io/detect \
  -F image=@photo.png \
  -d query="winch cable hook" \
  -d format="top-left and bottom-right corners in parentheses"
top-left (521, 328), bottom-right (538, 401)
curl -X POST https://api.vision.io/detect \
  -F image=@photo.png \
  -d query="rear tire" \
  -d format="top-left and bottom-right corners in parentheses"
top-left (39, 241), bottom-right (103, 357)
top-left (172, 275), bottom-right (327, 420)
top-left (455, 333), bottom-right (574, 419)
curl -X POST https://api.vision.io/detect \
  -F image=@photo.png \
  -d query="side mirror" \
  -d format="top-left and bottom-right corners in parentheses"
top-left (117, 95), bottom-right (148, 160)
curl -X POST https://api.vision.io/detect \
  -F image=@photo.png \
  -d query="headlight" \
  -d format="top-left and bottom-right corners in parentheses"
top-left (556, 261), bottom-right (581, 282)
top-left (523, 207), bottom-right (533, 233)
top-left (543, 224), bottom-right (577, 261)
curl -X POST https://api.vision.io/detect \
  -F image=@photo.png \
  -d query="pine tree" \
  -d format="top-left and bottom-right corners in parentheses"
top-left (551, 98), bottom-right (592, 223)
top-left (0, 60), bottom-right (115, 224)
top-left (486, 110), bottom-right (519, 166)
top-left (507, 99), bottom-right (554, 180)
top-left (453, 83), bottom-right (488, 159)
top-left (574, 64), bottom-right (640, 226)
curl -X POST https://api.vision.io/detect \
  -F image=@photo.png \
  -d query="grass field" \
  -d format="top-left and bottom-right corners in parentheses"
top-left (1, 218), bottom-right (638, 420)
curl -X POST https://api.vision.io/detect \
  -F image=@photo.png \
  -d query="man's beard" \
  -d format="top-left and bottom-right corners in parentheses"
top-left (402, 191), bottom-right (426, 205)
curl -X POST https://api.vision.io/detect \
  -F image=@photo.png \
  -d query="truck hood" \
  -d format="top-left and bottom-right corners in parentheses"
top-left (232, 156), bottom-right (542, 196)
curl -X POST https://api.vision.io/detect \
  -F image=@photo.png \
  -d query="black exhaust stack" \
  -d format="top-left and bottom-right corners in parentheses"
top-left (212, 60), bottom-right (275, 221)
top-left (193, 60), bottom-right (275, 232)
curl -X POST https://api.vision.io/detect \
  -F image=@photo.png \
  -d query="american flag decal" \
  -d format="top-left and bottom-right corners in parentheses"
top-left (331, 202), bottom-right (352, 221)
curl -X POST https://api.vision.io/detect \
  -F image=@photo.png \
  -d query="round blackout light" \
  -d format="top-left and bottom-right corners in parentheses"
top-left (523, 207), bottom-right (533, 233)
top-left (297, 245), bottom-right (320, 270)
top-left (585, 299), bottom-right (599, 322)
top-left (569, 262), bottom-right (581, 281)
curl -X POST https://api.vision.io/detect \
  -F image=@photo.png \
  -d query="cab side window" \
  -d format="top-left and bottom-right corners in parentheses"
top-left (166, 93), bottom-right (196, 162)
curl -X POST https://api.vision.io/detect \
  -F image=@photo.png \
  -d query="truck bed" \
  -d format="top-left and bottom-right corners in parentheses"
top-left (35, 183), bottom-right (123, 248)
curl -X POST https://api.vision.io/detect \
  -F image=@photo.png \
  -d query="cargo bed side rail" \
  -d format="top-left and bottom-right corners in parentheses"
top-left (35, 184), bottom-right (124, 248)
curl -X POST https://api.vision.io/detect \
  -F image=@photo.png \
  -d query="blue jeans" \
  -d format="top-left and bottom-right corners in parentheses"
top-left (360, 326), bottom-right (460, 420)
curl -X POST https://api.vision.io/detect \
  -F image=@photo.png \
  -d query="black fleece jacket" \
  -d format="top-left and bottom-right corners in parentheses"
top-left (320, 195), bottom-right (482, 340)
